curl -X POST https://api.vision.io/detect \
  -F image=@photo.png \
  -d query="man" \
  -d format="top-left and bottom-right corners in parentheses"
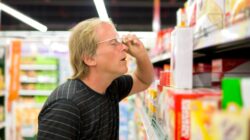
top-left (38, 18), bottom-right (154, 140)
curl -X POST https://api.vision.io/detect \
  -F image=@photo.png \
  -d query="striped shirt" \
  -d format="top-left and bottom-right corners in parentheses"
top-left (38, 75), bottom-right (133, 140)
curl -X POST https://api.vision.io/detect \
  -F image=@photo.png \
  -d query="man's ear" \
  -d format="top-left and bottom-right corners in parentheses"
top-left (82, 55), bottom-right (97, 66)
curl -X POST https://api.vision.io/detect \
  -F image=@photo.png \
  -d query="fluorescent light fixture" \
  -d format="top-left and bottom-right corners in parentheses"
top-left (0, 2), bottom-right (47, 32)
top-left (93, 0), bottom-right (109, 21)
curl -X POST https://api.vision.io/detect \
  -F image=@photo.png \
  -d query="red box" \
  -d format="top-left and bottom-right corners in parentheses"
top-left (165, 88), bottom-right (221, 140)
top-left (212, 59), bottom-right (250, 73)
top-left (193, 63), bottom-right (211, 73)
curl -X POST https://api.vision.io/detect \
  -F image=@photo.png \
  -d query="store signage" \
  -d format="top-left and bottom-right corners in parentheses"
top-left (8, 40), bottom-right (21, 112)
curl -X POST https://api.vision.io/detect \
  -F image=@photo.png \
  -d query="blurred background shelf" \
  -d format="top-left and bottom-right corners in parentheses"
top-left (20, 64), bottom-right (57, 71)
top-left (195, 19), bottom-right (250, 51)
top-left (19, 90), bottom-right (51, 96)
top-left (138, 108), bottom-right (158, 140)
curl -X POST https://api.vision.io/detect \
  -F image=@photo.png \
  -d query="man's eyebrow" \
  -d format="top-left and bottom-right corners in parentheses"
top-left (109, 38), bottom-right (117, 42)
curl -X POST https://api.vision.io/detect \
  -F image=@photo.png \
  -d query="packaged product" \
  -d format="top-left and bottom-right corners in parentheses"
top-left (193, 63), bottom-right (212, 88)
top-left (170, 27), bottom-right (193, 89)
top-left (211, 109), bottom-right (249, 140)
top-left (195, 0), bottom-right (225, 36)
top-left (165, 88), bottom-right (221, 140)
top-left (190, 98), bottom-right (220, 140)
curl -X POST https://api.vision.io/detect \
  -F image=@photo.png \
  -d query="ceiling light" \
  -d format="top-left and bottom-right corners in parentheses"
top-left (93, 0), bottom-right (110, 21)
top-left (0, 2), bottom-right (47, 32)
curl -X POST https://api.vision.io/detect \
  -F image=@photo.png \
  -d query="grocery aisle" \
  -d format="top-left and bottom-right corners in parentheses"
top-left (0, 34), bottom-right (71, 140)
top-left (0, 0), bottom-right (249, 139)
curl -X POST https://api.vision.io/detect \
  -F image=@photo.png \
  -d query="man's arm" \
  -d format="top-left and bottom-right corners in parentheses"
top-left (123, 34), bottom-right (154, 95)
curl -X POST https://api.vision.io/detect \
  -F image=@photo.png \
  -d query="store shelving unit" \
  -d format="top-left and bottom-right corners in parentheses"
top-left (16, 56), bottom-right (59, 139)
top-left (19, 56), bottom-right (59, 96)
top-left (151, 19), bottom-right (250, 65)
top-left (136, 97), bottom-right (167, 140)
top-left (0, 32), bottom-right (71, 140)
top-left (151, 53), bottom-right (171, 64)
top-left (194, 19), bottom-right (250, 50)
top-left (138, 107), bottom-right (158, 140)
top-left (20, 64), bottom-right (57, 71)
top-left (19, 90), bottom-right (51, 96)
top-left (142, 18), bottom-right (250, 140)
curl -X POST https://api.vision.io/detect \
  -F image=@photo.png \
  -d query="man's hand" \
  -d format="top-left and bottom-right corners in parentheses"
top-left (121, 34), bottom-right (154, 95)
top-left (122, 34), bottom-right (147, 59)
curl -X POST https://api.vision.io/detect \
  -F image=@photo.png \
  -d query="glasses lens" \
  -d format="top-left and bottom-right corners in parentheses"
top-left (117, 38), bottom-right (123, 44)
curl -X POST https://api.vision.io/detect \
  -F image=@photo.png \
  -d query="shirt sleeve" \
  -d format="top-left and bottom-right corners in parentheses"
top-left (110, 75), bottom-right (133, 102)
top-left (37, 99), bottom-right (81, 140)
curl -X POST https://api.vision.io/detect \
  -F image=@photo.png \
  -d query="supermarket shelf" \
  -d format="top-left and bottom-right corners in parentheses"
top-left (20, 76), bottom-right (57, 83)
top-left (137, 104), bottom-right (168, 140)
top-left (15, 102), bottom-right (44, 108)
top-left (151, 19), bottom-right (250, 64)
top-left (151, 53), bottom-right (171, 65)
top-left (19, 90), bottom-right (51, 96)
top-left (20, 64), bottom-right (57, 70)
top-left (151, 118), bottom-right (167, 140)
top-left (0, 121), bottom-right (5, 129)
top-left (138, 108), bottom-right (158, 140)
top-left (195, 19), bottom-right (250, 52)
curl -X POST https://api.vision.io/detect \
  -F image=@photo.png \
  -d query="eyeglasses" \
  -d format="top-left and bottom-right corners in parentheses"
top-left (97, 37), bottom-right (123, 47)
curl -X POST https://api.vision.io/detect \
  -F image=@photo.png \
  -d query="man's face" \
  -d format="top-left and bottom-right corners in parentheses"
top-left (94, 23), bottom-right (128, 77)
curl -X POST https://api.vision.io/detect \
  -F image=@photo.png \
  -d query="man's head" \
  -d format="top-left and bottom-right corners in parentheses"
top-left (69, 18), bottom-right (128, 79)
top-left (69, 18), bottom-right (113, 79)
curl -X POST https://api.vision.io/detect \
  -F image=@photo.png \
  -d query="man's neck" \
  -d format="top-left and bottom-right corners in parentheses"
top-left (81, 71), bottom-right (116, 94)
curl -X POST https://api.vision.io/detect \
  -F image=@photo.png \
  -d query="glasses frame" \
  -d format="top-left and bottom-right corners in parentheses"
top-left (96, 37), bottom-right (123, 45)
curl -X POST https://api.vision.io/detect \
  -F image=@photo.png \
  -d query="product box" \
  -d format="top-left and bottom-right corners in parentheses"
top-left (225, 0), bottom-right (250, 25)
top-left (212, 73), bottom-right (250, 88)
top-left (185, 0), bottom-right (197, 27)
top-left (170, 27), bottom-right (193, 89)
top-left (162, 28), bottom-right (174, 53)
top-left (165, 88), bottom-right (221, 140)
top-left (190, 98), bottom-right (220, 140)
top-left (177, 8), bottom-right (187, 27)
top-left (241, 78), bottom-right (250, 109)
top-left (159, 64), bottom-right (171, 87)
top-left (211, 110), bottom-right (249, 140)
top-left (212, 58), bottom-right (250, 88)
top-left (222, 77), bottom-right (243, 109)
top-left (222, 77), bottom-right (250, 110)
top-left (193, 73), bottom-right (212, 87)
top-left (212, 58), bottom-right (250, 73)
top-left (151, 28), bottom-right (173, 57)
top-left (195, 0), bottom-right (225, 36)
top-left (193, 63), bottom-right (212, 87)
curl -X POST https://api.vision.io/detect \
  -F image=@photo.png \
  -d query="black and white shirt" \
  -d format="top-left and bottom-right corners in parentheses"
top-left (38, 75), bottom-right (133, 140)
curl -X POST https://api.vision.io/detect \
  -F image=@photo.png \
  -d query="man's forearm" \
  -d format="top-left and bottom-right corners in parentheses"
top-left (134, 52), bottom-right (154, 86)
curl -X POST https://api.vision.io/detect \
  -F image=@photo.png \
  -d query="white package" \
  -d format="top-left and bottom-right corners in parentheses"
top-left (241, 78), bottom-right (250, 108)
top-left (170, 27), bottom-right (193, 89)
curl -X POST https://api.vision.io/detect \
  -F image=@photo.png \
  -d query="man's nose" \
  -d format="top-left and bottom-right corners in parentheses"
top-left (121, 43), bottom-right (128, 51)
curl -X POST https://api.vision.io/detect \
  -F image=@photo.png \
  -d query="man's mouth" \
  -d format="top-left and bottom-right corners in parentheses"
top-left (121, 57), bottom-right (126, 61)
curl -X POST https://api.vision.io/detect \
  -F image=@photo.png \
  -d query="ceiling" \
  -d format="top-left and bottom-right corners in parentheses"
top-left (0, 0), bottom-right (184, 31)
